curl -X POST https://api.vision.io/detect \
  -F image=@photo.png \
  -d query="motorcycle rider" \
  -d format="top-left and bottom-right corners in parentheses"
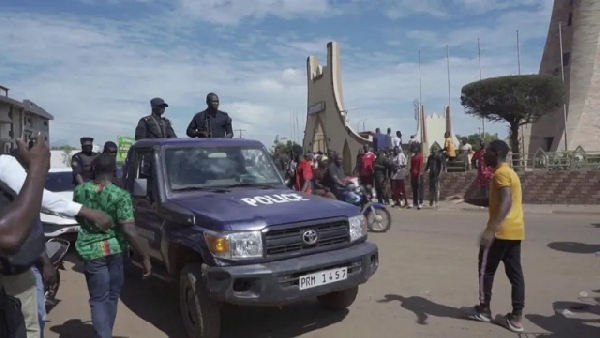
top-left (313, 156), bottom-right (336, 199)
top-left (323, 153), bottom-right (358, 202)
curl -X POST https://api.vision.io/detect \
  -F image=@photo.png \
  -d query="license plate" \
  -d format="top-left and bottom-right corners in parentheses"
top-left (298, 267), bottom-right (348, 290)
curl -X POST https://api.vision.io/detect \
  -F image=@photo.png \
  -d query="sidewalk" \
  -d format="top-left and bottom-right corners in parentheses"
top-left (432, 199), bottom-right (600, 215)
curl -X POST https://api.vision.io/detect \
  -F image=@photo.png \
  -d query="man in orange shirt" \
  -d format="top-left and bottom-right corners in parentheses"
top-left (295, 153), bottom-right (314, 194)
top-left (466, 140), bottom-right (525, 333)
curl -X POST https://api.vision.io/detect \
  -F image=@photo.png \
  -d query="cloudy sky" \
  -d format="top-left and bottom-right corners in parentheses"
top-left (1, 0), bottom-right (552, 147)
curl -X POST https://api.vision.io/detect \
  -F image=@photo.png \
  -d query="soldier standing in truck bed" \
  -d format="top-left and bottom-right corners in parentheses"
top-left (135, 97), bottom-right (177, 140)
top-left (71, 137), bottom-right (98, 185)
top-left (186, 93), bottom-right (233, 138)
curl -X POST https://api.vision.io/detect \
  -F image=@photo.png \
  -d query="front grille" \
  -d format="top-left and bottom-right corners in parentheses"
top-left (264, 220), bottom-right (350, 257)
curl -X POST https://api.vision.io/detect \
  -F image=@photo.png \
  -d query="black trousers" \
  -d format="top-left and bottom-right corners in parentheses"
top-left (410, 176), bottom-right (421, 206)
top-left (478, 239), bottom-right (525, 315)
top-left (374, 173), bottom-right (386, 203)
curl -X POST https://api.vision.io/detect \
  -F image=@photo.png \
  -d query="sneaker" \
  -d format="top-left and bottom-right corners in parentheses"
top-left (500, 313), bottom-right (524, 332)
top-left (465, 305), bottom-right (492, 323)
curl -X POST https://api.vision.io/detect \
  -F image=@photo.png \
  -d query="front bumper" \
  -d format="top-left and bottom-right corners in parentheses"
top-left (206, 240), bottom-right (378, 306)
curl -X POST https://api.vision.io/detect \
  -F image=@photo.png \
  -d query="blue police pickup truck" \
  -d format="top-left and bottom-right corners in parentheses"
top-left (121, 138), bottom-right (379, 338)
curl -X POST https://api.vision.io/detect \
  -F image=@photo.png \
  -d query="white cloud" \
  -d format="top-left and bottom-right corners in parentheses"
top-left (174, 0), bottom-right (332, 25)
top-left (0, 1), bottom-right (552, 149)
top-left (384, 0), bottom-right (547, 19)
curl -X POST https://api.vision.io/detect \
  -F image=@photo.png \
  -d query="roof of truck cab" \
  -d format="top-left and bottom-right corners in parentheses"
top-left (132, 138), bottom-right (265, 148)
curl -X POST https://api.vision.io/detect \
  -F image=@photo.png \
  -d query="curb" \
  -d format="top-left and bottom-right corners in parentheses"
top-left (388, 205), bottom-right (600, 215)
top-left (459, 207), bottom-right (600, 216)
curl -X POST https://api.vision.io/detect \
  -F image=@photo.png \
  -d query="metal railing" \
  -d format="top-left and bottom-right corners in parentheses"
top-left (509, 148), bottom-right (600, 171)
top-left (392, 147), bottom-right (600, 175)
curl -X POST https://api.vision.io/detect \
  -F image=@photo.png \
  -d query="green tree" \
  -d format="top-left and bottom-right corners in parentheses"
top-left (461, 75), bottom-right (565, 165)
top-left (270, 136), bottom-right (301, 169)
top-left (455, 132), bottom-right (498, 149)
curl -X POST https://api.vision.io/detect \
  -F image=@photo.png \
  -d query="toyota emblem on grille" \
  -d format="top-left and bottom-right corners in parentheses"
top-left (302, 229), bottom-right (318, 245)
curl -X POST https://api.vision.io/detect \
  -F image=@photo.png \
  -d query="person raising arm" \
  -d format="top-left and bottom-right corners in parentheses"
top-left (0, 137), bottom-right (48, 255)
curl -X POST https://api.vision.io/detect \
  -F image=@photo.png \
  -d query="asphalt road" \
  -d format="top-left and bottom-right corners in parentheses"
top-left (44, 209), bottom-right (600, 338)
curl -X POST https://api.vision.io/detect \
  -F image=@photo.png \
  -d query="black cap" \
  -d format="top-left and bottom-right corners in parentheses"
top-left (80, 137), bottom-right (93, 145)
top-left (150, 97), bottom-right (168, 107)
top-left (104, 141), bottom-right (117, 149)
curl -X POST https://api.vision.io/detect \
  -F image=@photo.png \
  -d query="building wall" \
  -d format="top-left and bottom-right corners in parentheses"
top-left (0, 98), bottom-right (53, 153)
top-left (302, 42), bottom-right (369, 173)
top-left (416, 106), bottom-right (459, 157)
top-left (525, 0), bottom-right (600, 153)
top-left (405, 170), bottom-right (600, 205)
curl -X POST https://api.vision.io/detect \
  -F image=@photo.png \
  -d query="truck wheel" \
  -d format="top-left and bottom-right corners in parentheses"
top-left (179, 263), bottom-right (221, 338)
top-left (316, 286), bottom-right (359, 311)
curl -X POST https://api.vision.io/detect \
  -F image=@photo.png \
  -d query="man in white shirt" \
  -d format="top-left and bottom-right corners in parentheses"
top-left (0, 150), bottom-right (112, 338)
top-left (390, 146), bottom-right (408, 207)
top-left (391, 131), bottom-right (402, 149)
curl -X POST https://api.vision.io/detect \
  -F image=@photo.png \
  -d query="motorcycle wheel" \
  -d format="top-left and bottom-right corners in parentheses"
top-left (365, 207), bottom-right (391, 232)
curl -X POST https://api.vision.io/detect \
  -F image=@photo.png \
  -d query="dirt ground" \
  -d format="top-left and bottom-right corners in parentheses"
top-left (44, 209), bottom-right (600, 338)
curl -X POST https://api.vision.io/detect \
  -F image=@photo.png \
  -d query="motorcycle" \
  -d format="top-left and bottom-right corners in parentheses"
top-left (342, 177), bottom-right (391, 232)
top-left (44, 238), bottom-right (70, 309)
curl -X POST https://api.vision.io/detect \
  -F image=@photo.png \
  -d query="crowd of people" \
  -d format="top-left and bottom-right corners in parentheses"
top-left (284, 127), bottom-right (496, 211)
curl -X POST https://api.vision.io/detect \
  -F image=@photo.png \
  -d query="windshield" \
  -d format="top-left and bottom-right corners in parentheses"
top-left (164, 146), bottom-right (283, 190)
top-left (45, 171), bottom-right (75, 192)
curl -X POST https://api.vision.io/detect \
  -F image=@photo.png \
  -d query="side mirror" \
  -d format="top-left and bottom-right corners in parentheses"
top-left (132, 178), bottom-right (148, 197)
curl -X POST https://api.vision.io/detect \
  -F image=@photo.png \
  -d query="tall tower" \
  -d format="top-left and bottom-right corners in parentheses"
top-left (524, 0), bottom-right (600, 153)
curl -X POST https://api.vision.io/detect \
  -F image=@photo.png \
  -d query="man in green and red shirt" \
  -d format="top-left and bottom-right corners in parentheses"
top-left (74, 153), bottom-right (151, 338)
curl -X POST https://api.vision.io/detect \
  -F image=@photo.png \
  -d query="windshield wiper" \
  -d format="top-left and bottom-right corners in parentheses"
top-left (222, 183), bottom-right (278, 189)
top-left (172, 186), bottom-right (230, 192)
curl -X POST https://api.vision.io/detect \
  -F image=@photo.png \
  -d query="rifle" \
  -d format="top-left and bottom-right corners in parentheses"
top-left (204, 113), bottom-right (212, 138)
top-left (195, 112), bottom-right (212, 138)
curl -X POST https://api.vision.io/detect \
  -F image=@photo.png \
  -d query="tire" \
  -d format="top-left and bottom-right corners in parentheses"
top-left (317, 286), bottom-right (359, 311)
top-left (364, 205), bottom-right (391, 232)
top-left (179, 263), bottom-right (221, 338)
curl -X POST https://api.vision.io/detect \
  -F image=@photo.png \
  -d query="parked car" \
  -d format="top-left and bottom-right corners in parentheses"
top-left (121, 138), bottom-right (379, 338)
top-left (42, 168), bottom-right (79, 240)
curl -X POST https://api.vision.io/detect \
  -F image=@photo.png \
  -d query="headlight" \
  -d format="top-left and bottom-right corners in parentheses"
top-left (204, 231), bottom-right (263, 260)
top-left (348, 215), bottom-right (367, 241)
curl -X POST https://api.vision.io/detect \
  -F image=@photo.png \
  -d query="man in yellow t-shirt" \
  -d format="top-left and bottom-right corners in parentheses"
top-left (443, 132), bottom-right (456, 166)
top-left (465, 140), bottom-right (525, 333)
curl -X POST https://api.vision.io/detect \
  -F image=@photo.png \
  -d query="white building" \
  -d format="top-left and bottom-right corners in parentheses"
top-left (0, 85), bottom-right (53, 153)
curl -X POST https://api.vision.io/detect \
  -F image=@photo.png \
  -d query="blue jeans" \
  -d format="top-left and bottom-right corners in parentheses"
top-left (84, 253), bottom-right (125, 338)
top-left (31, 264), bottom-right (45, 338)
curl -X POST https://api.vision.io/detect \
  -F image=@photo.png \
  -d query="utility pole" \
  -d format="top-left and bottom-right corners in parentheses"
top-left (234, 129), bottom-right (246, 138)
